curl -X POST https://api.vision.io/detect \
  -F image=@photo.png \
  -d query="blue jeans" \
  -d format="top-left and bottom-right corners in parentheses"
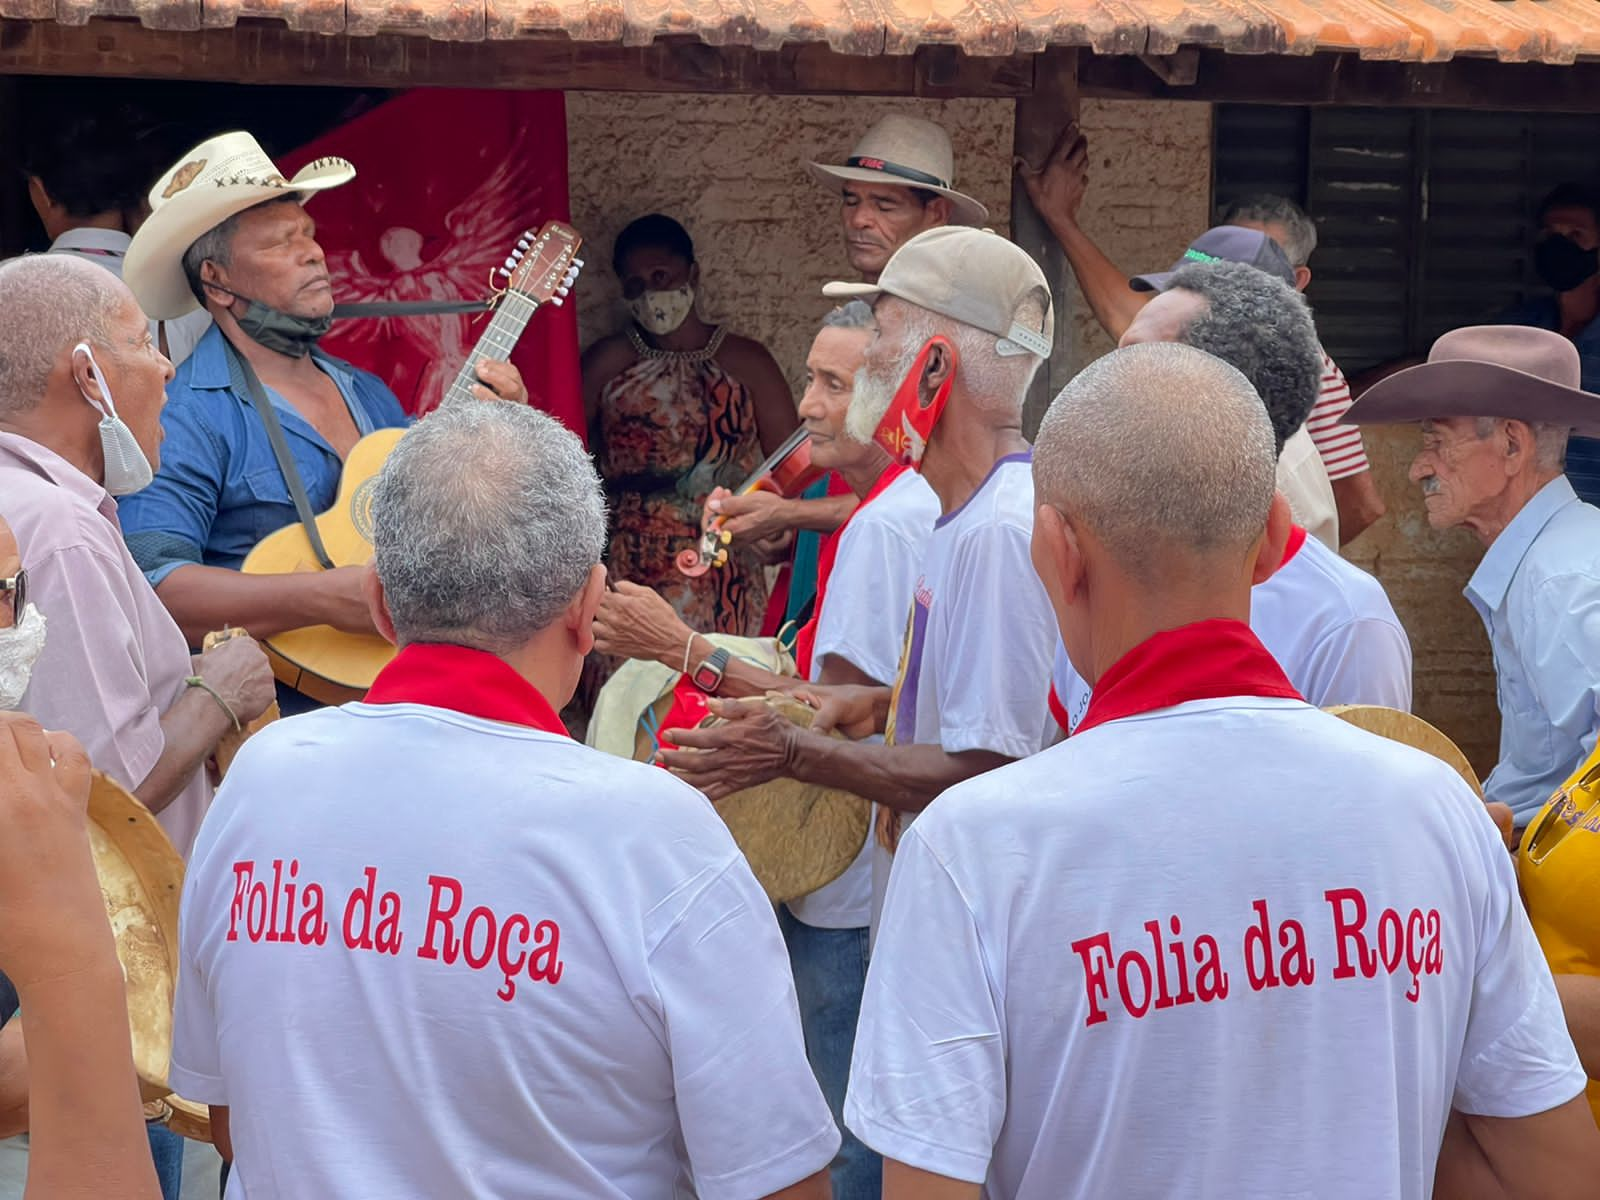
top-left (778, 907), bottom-right (880, 1200)
top-left (149, 1121), bottom-right (185, 1200)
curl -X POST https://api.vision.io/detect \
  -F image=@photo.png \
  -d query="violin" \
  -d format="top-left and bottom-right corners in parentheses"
top-left (675, 427), bottom-right (824, 577)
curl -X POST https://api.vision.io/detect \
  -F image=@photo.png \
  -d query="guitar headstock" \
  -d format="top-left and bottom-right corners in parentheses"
top-left (497, 221), bottom-right (584, 308)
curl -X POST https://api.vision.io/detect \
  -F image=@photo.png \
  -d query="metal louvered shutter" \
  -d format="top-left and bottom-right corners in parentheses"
top-left (1213, 105), bottom-right (1600, 375)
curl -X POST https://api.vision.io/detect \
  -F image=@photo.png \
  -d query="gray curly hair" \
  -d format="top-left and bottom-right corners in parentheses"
top-left (1164, 260), bottom-right (1323, 455)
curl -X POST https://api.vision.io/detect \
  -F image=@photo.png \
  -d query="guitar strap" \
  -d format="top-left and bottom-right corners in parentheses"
top-left (332, 299), bottom-right (490, 318)
top-left (223, 341), bottom-right (336, 572)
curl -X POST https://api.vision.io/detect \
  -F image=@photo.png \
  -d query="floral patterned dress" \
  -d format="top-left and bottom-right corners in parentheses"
top-left (597, 326), bottom-right (768, 636)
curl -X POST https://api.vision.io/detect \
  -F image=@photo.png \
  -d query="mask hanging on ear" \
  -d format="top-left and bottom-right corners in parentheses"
top-left (74, 343), bottom-right (154, 496)
top-left (871, 336), bottom-right (958, 469)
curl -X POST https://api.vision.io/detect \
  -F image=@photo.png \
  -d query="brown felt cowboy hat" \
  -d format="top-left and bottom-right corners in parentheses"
top-left (1345, 325), bottom-right (1600, 436)
top-left (808, 115), bottom-right (989, 227)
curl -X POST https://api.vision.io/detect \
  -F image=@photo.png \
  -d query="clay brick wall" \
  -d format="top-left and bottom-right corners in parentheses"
top-left (565, 93), bottom-right (1013, 394)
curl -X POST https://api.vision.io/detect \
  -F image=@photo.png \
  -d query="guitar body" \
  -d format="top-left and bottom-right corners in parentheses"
top-left (236, 222), bottom-right (583, 704)
top-left (240, 428), bottom-right (406, 705)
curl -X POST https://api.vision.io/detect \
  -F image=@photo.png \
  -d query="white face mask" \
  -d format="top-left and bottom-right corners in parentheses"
top-left (74, 342), bottom-right (154, 496)
top-left (0, 603), bottom-right (46, 710)
top-left (627, 285), bottom-right (695, 337)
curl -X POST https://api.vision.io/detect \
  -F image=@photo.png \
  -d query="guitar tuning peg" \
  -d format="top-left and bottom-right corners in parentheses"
top-left (557, 286), bottom-right (570, 298)
top-left (503, 257), bottom-right (517, 270)
top-left (573, 258), bottom-right (585, 269)
top-left (496, 266), bottom-right (509, 278)
top-left (551, 296), bottom-right (564, 307)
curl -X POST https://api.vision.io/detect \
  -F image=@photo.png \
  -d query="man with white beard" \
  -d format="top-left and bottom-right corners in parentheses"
top-left (659, 228), bottom-right (1059, 932)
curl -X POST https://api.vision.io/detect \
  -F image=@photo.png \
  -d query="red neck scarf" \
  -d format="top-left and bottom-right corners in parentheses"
top-left (1279, 524), bottom-right (1308, 570)
top-left (794, 462), bottom-right (912, 679)
top-left (1073, 619), bottom-right (1302, 737)
top-left (364, 643), bottom-right (569, 736)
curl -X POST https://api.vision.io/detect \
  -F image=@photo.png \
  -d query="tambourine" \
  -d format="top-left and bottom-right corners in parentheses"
top-left (633, 691), bottom-right (871, 902)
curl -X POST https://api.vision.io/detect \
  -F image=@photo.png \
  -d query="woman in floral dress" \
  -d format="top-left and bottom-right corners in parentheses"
top-left (582, 214), bottom-right (797, 636)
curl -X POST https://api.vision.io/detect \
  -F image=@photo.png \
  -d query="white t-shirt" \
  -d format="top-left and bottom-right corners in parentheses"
top-left (173, 702), bottom-right (838, 1199)
top-left (789, 469), bottom-right (937, 931)
top-left (1278, 426), bottom-right (1339, 550)
top-left (1048, 531), bottom-right (1413, 737)
top-left (888, 454), bottom-right (1056, 759)
top-left (847, 696), bottom-right (1585, 1198)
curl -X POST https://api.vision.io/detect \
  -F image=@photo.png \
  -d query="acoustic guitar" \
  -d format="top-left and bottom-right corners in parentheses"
top-left (240, 221), bottom-right (584, 705)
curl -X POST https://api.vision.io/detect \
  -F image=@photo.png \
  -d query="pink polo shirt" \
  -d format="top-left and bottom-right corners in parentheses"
top-left (0, 431), bottom-right (211, 859)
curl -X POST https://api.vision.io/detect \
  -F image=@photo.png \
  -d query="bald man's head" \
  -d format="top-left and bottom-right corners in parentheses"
top-left (1034, 342), bottom-right (1277, 585)
top-left (0, 254), bottom-right (126, 417)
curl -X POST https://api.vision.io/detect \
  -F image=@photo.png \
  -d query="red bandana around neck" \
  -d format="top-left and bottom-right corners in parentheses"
top-left (1073, 619), bottom-right (1303, 737)
top-left (364, 643), bottom-right (569, 736)
top-left (793, 462), bottom-right (912, 679)
top-left (1279, 525), bottom-right (1308, 570)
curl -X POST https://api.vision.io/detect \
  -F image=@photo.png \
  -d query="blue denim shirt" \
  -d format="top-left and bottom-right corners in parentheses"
top-left (121, 325), bottom-right (410, 587)
top-left (1499, 298), bottom-right (1600, 505)
top-left (1466, 476), bottom-right (1600, 827)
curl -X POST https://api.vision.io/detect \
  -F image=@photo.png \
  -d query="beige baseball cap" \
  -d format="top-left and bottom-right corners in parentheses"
top-left (822, 226), bottom-right (1052, 359)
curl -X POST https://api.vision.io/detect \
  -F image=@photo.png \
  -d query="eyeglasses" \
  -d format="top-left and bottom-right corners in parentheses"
top-left (0, 569), bottom-right (24, 618)
top-left (1524, 758), bottom-right (1600, 866)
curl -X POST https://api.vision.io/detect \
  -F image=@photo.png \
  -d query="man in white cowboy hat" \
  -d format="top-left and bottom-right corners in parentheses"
top-left (1346, 325), bottom-right (1600, 830)
top-left (808, 113), bottom-right (989, 284)
top-left (117, 132), bottom-right (527, 706)
top-left (658, 228), bottom-right (1058, 928)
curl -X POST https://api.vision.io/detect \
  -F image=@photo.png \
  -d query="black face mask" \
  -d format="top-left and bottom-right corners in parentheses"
top-left (213, 286), bottom-right (332, 358)
top-left (1534, 233), bottom-right (1600, 294)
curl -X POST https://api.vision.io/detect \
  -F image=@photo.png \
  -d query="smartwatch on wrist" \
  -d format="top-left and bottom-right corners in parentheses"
top-left (690, 647), bottom-right (731, 694)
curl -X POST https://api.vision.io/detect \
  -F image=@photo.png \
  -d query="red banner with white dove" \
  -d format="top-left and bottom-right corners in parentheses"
top-left (279, 89), bottom-right (583, 434)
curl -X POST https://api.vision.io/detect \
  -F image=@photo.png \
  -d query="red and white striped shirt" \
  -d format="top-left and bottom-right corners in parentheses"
top-left (1306, 352), bottom-right (1369, 481)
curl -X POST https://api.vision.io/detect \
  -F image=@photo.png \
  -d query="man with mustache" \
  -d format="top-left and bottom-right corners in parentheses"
top-left (1345, 325), bottom-right (1600, 832)
top-left (116, 133), bottom-right (527, 709)
top-left (659, 229), bottom-right (1058, 927)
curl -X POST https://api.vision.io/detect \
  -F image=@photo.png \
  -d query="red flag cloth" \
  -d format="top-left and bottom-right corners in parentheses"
top-left (278, 89), bottom-right (583, 434)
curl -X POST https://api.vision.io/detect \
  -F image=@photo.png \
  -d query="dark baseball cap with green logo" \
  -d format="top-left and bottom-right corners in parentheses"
top-left (1129, 225), bottom-right (1297, 292)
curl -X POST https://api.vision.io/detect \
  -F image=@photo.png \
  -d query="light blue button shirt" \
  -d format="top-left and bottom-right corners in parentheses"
top-left (1466, 475), bottom-right (1600, 826)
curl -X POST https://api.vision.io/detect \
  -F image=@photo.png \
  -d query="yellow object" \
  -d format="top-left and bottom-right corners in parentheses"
top-left (1517, 743), bottom-right (1600, 1127)
top-left (240, 428), bottom-right (406, 704)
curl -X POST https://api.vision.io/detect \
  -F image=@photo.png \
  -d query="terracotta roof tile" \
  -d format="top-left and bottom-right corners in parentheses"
top-left (32, 0), bottom-right (1600, 62)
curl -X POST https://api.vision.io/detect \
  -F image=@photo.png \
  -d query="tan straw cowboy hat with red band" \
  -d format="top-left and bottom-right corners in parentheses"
top-left (1345, 325), bottom-right (1600, 436)
top-left (125, 130), bottom-right (355, 322)
top-left (808, 114), bottom-right (989, 227)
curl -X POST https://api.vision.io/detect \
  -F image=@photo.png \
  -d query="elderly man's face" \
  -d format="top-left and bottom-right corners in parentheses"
top-left (96, 293), bottom-right (177, 473)
top-left (846, 296), bottom-right (926, 444)
top-left (1407, 417), bottom-right (1511, 531)
top-left (0, 518), bottom-right (18, 631)
top-left (840, 183), bottom-right (947, 280)
top-left (1119, 289), bottom-right (1207, 348)
top-left (798, 327), bottom-right (874, 471)
top-left (215, 200), bottom-right (334, 319)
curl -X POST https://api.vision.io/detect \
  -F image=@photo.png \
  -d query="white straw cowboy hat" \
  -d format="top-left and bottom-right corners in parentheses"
top-left (808, 115), bottom-right (989, 227)
top-left (1345, 325), bottom-right (1600, 436)
top-left (124, 131), bottom-right (355, 321)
